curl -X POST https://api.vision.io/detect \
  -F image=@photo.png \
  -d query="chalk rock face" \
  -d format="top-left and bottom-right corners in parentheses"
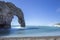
top-left (0, 1), bottom-right (25, 29)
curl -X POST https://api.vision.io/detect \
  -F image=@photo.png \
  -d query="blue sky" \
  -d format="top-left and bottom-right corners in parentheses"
top-left (3, 0), bottom-right (60, 26)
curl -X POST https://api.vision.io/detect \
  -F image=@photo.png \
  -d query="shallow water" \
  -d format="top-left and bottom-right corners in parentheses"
top-left (0, 26), bottom-right (60, 37)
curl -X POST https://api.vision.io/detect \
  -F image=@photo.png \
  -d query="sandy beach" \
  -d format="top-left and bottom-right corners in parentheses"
top-left (0, 36), bottom-right (60, 40)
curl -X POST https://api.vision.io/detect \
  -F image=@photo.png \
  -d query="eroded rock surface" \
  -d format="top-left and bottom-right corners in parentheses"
top-left (0, 1), bottom-right (25, 29)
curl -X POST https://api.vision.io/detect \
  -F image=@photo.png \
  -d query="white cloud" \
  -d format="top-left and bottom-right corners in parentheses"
top-left (56, 8), bottom-right (60, 13)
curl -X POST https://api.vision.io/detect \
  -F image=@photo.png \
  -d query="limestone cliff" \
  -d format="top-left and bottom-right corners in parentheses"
top-left (0, 1), bottom-right (25, 29)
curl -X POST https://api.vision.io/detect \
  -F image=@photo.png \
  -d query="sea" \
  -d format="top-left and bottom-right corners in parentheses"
top-left (0, 26), bottom-right (60, 37)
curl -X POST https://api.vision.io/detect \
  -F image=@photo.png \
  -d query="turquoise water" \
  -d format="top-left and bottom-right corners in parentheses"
top-left (0, 26), bottom-right (60, 37)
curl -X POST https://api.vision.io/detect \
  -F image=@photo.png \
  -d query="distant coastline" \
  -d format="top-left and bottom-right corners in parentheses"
top-left (54, 23), bottom-right (60, 27)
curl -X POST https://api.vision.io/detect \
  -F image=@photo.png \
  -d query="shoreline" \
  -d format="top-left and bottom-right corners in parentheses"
top-left (0, 36), bottom-right (60, 40)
